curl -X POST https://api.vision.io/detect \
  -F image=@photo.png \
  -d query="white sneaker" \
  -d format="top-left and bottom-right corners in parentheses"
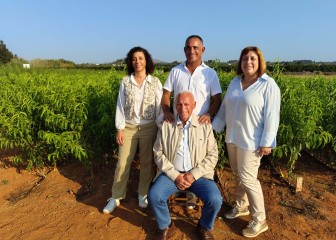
top-left (103, 198), bottom-right (120, 214)
top-left (138, 195), bottom-right (148, 208)
top-left (186, 192), bottom-right (196, 210)
top-left (224, 206), bottom-right (250, 219)
top-left (242, 220), bottom-right (269, 238)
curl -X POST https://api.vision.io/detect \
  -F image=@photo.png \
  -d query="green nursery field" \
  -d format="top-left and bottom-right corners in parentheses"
top-left (0, 66), bottom-right (335, 174)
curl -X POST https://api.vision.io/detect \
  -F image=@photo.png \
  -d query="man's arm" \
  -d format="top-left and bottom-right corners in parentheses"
top-left (153, 124), bottom-right (180, 181)
top-left (189, 125), bottom-right (219, 180)
top-left (198, 93), bottom-right (222, 124)
top-left (161, 89), bottom-right (175, 123)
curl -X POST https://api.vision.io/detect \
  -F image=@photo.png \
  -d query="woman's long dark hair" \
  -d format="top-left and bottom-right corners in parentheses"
top-left (125, 46), bottom-right (154, 75)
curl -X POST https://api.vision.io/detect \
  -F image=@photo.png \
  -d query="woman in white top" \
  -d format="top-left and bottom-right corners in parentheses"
top-left (212, 46), bottom-right (281, 238)
top-left (103, 46), bottom-right (162, 214)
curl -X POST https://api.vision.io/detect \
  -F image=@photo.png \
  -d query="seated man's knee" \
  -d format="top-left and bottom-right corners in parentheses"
top-left (148, 186), bottom-right (163, 206)
top-left (202, 192), bottom-right (222, 209)
top-left (211, 193), bottom-right (223, 209)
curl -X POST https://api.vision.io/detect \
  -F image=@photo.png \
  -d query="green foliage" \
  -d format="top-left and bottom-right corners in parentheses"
top-left (272, 75), bottom-right (335, 172)
top-left (0, 65), bottom-right (335, 174)
top-left (0, 67), bottom-right (123, 169)
top-left (0, 40), bottom-right (14, 65)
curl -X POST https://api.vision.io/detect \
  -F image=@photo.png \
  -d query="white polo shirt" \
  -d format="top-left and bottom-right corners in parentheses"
top-left (164, 61), bottom-right (222, 116)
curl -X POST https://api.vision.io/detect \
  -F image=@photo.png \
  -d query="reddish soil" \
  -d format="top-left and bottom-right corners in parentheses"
top-left (0, 150), bottom-right (335, 240)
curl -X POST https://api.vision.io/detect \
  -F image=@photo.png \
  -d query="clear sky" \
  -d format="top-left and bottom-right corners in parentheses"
top-left (1, 0), bottom-right (335, 64)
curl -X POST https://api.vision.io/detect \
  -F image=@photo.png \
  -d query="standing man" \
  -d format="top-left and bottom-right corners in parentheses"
top-left (161, 35), bottom-right (222, 208)
top-left (148, 91), bottom-right (222, 240)
top-left (161, 35), bottom-right (222, 124)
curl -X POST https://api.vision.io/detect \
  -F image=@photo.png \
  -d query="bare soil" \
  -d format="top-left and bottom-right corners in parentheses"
top-left (0, 150), bottom-right (335, 240)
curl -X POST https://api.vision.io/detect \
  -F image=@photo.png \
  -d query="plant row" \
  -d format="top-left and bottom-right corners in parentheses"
top-left (0, 66), bottom-right (335, 172)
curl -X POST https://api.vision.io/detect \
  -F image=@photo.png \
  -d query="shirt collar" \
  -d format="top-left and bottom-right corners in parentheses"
top-left (239, 73), bottom-right (269, 82)
top-left (130, 74), bottom-right (151, 84)
top-left (182, 61), bottom-right (207, 68)
top-left (177, 115), bottom-right (192, 128)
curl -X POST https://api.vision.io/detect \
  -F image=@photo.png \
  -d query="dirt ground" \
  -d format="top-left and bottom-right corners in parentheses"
top-left (0, 150), bottom-right (335, 240)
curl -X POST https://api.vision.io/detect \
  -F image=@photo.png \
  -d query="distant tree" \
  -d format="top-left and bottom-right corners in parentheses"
top-left (0, 40), bottom-right (14, 65)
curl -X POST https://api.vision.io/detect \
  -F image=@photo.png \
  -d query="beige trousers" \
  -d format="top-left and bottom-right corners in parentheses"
top-left (226, 143), bottom-right (266, 222)
top-left (112, 121), bottom-right (158, 199)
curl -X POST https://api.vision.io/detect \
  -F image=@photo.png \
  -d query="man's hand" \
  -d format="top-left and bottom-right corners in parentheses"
top-left (163, 111), bottom-right (175, 123)
top-left (174, 173), bottom-right (192, 190)
top-left (198, 114), bottom-right (212, 124)
top-left (183, 172), bottom-right (195, 185)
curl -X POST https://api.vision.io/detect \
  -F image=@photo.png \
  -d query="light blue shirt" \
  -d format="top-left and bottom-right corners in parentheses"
top-left (174, 116), bottom-right (192, 172)
top-left (212, 73), bottom-right (281, 150)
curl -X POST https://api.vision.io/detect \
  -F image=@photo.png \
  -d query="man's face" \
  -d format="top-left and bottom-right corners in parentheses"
top-left (175, 93), bottom-right (196, 123)
top-left (184, 37), bottom-right (205, 65)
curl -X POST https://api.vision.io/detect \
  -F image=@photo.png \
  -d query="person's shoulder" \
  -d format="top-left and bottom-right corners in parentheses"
top-left (200, 62), bottom-right (214, 71)
top-left (191, 115), bottom-right (212, 130)
top-left (161, 120), bottom-right (177, 129)
top-left (148, 74), bottom-right (161, 83)
top-left (171, 63), bottom-right (184, 71)
top-left (230, 76), bottom-right (241, 83)
top-left (260, 73), bottom-right (279, 87)
top-left (121, 75), bottom-right (129, 82)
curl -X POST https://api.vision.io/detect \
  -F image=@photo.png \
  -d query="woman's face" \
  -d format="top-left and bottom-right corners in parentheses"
top-left (132, 51), bottom-right (146, 73)
top-left (241, 50), bottom-right (259, 77)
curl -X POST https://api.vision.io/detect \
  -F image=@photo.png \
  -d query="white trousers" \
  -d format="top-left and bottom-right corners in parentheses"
top-left (226, 143), bottom-right (266, 222)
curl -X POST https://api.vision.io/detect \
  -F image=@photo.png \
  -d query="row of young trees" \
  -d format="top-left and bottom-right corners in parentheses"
top-left (2, 39), bottom-right (336, 73)
top-left (0, 40), bottom-right (14, 65)
top-left (0, 65), bottom-right (335, 173)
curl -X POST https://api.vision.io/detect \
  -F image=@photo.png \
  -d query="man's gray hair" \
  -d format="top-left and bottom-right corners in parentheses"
top-left (175, 91), bottom-right (194, 103)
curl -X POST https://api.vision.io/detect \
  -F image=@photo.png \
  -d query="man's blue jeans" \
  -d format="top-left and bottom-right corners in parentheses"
top-left (148, 173), bottom-right (222, 230)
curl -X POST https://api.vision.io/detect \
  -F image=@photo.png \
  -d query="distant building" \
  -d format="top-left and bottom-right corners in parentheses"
top-left (23, 64), bottom-right (30, 69)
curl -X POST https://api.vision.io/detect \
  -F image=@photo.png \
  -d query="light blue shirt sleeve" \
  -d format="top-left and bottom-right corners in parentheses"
top-left (212, 99), bottom-right (226, 133)
top-left (259, 79), bottom-right (281, 148)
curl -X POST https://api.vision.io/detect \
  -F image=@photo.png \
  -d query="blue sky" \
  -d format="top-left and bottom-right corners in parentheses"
top-left (1, 0), bottom-right (335, 64)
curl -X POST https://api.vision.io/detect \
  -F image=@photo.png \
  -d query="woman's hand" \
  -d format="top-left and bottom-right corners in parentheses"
top-left (257, 146), bottom-right (272, 157)
top-left (116, 130), bottom-right (124, 145)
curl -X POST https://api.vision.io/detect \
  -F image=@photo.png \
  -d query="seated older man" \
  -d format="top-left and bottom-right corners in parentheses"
top-left (148, 91), bottom-right (222, 240)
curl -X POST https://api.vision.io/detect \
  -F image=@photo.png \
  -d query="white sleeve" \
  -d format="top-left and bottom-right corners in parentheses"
top-left (155, 79), bottom-right (163, 126)
top-left (163, 69), bottom-right (174, 92)
top-left (212, 99), bottom-right (226, 133)
top-left (210, 70), bottom-right (222, 96)
top-left (115, 80), bottom-right (126, 130)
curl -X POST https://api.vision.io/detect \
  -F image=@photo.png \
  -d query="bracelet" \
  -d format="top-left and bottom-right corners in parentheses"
top-left (206, 112), bottom-right (214, 120)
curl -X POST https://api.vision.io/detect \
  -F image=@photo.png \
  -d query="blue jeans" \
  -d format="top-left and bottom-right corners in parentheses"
top-left (148, 173), bottom-right (222, 230)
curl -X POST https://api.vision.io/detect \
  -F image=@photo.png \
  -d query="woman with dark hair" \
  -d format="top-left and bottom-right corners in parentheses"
top-left (103, 46), bottom-right (162, 214)
top-left (212, 46), bottom-right (281, 238)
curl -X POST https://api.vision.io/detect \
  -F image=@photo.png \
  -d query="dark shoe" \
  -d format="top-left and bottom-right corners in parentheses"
top-left (156, 221), bottom-right (176, 240)
top-left (197, 224), bottom-right (214, 240)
